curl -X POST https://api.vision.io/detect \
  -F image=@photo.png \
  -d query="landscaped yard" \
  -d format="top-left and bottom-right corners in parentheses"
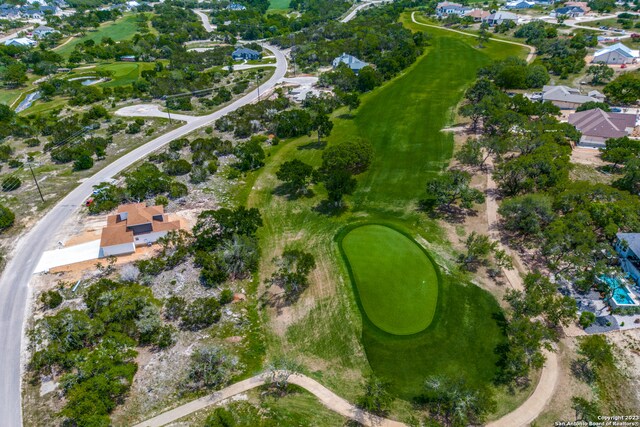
top-left (339, 224), bottom-right (439, 335)
top-left (244, 13), bottom-right (530, 412)
top-left (55, 14), bottom-right (140, 57)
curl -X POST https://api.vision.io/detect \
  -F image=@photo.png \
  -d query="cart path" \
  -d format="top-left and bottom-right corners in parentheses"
top-left (410, 12), bottom-right (536, 64)
top-left (132, 372), bottom-right (406, 427)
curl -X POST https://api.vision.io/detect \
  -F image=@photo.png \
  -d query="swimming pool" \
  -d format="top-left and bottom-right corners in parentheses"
top-left (600, 275), bottom-right (637, 306)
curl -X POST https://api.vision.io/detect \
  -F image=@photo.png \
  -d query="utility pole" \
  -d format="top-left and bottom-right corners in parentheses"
top-left (28, 163), bottom-right (44, 203)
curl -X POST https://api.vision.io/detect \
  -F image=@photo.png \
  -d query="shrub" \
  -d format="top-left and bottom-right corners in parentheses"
top-left (219, 289), bottom-right (234, 305)
top-left (155, 195), bottom-right (169, 207)
top-left (25, 138), bottom-right (40, 147)
top-left (73, 154), bottom-right (94, 171)
top-left (126, 123), bottom-right (141, 134)
top-left (8, 159), bottom-right (22, 168)
top-left (164, 159), bottom-right (192, 176)
top-left (181, 297), bottom-right (221, 330)
top-left (164, 295), bottom-right (185, 321)
top-left (579, 311), bottom-right (596, 328)
top-left (168, 182), bottom-right (188, 199)
top-left (40, 290), bottom-right (63, 309)
top-left (2, 176), bottom-right (21, 191)
top-left (0, 204), bottom-right (15, 230)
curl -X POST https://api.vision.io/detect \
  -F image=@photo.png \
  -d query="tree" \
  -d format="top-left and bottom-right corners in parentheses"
top-left (221, 234), bottom-right (259, 279)
top-left (181, 297), bottom-right (221, 330)
top-left (269, 248), bottom-right (316, 301)
top-left (340, 92), bottom-right (360, 111)
top-left (498, 194), bottom-right (555, 237)
top-left (0, 204), bottom-right (15, 231)
top-left (600, 136), bottom-right (640, 167)
top-left (163, 159), bottom-right (192, 176)
top-left (186, 345), bottom-right (230, 389)
top-left (459, 232), bottom-right (512, 273)
top-left (320, 140), bottom-right (373, 176)
top-left (274, 109), bottom-right (313, 138)
top-left (323, 169), bottom-right (357, 207)
top-left (125, 163), bottom-right (171, 200)
top-left (587, 62), bottom-right (614, 85)
top-left (424, 169), bottom-right (485, 211)
top-left (357, 375), bottom-right (392, 415)
top-left (576, 101), bottom-right (610, 112)
top-left (275, 159), bottom-right (313, 195)
top-left (193, 206), bottom-right (263, 250)
top-left (235, 138), bottom-right (265, 171)
top-left (614, 158), bottom-right (640, 194)
top-left (478, 24), bottom-right (490, 48)
top-left (73, 153), bottom-right (94, 171)
top-left (588, 0), bottom-right (615, 12)
top-left (2, 63), bottom-right (27, 87)
top-left (571, 396), bottom-right (600, 422)
top-left (313, 113), bottom-right (333, 143)
top-left (604, 72), bottom-right (640, 105)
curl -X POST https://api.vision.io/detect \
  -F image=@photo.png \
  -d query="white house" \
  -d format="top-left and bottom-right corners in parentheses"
top-left (483, 11), bottom-right (519, 26)
top-left (435, 1), bottom-right (470, 17)
top-left (4, 37), bottom-right (36, 47)
top-left (540, 85), bottom-right (605, 109)
top-left (592, 43), bottom-right (639, 65)
top-left (32, 25), bottom-right (56, 38)
top-left (99, 203), bottom-right (180, 257)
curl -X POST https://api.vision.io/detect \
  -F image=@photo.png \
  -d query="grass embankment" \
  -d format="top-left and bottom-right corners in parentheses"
top-left (339, 224), bottom-right (439, 335)
top-left (248, 17), bottom-right (528, 405)
top-left (55, 14), bottom-right (140, 57)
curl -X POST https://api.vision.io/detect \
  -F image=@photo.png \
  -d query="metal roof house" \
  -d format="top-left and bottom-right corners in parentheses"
top-left (550, 6), bottom-right (586, 17)
top-left (232, 47), bottom-right (261, 60)
top-left (436, 1), bottom-right (470, 16)
top-left (541, 85), bottom-right (605, 109)
top-left (593, 43), bottom-right (639, 65)
top-left (505, 1), bottom-right (535, 9)
top-left (483, 11), bottom-right (519, 26)
top-left (568, 108), bottom-right (638, 147)
top-left (4, 37), bottom-right (36, 47)
top-left (99, 203), bottom-right (180, 257)
top-left (33, 25), bottom-right (56, 38)
top-left (332, 53), bottom-right (368, 73)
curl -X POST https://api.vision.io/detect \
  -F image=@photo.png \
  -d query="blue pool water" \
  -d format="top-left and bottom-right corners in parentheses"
top-left (600, 275), bottom-right (635, 305)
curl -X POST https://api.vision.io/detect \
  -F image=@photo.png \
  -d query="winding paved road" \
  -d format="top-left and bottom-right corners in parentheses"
top-left (340, 0), bottom-right (393, 23)
top-left (0, 45), bottom-right (287, 427)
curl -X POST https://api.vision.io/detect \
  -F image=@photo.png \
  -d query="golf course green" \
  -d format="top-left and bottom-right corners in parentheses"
top-left (340, 224), bottom-right (439, 335)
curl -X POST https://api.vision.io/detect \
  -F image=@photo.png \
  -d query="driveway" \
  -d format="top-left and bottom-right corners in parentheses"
top-left (34, 240), bottom-right (101, 273)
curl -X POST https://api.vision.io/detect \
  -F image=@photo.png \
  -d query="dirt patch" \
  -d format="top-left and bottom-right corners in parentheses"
top-left (571, 147), bottom-right (608, 167)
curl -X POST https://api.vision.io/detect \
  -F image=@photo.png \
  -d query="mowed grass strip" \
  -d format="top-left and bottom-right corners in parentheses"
top-left (340, 224), bottom-right (438, 335)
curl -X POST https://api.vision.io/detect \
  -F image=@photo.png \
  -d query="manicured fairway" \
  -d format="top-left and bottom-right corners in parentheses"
top-left (268, 0), bottom-right (290, 10)
top-left (56, 14), bottom-right (139, 57)
top-left (340, 224), bottom-right (439, 335)
top-left (97, 62), bottom-right (155, 87)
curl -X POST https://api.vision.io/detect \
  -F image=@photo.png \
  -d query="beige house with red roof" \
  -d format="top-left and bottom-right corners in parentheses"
top-left (99, 203), bottom-right (180, 257)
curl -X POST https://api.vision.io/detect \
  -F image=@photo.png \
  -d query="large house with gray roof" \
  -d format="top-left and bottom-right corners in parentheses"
top-left (568, 108), bottom-right (637, 147)
top-left (616, 233), bottom-right (640, 284)
top-left (332, 53), bottom-right (368, 73)
top-left (592, 43), bottom-right (639, 65)
top-left (541, 85), bottom-right (605, 109)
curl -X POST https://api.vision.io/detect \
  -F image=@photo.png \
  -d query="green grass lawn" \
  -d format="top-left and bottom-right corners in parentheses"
top-left (339, 224), bottom-right (439, 335)
top-left (55, 14), bottom-right (139, 57)
top-left (268, 0), bottom-right (291, 11)
top-left (96, 62), bottom-right (155, 87)
top-left (247, 14), bottom-right (529, 410)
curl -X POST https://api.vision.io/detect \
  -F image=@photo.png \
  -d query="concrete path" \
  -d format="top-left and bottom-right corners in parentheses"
top-left (115, 104), bottom-right (199, 123)
top-left (0, 44), bottom-right (286, 427)
top-left (34, 240), bottom-right (101, 273)
top-left (193, 9), bottom-right (216, 32)
top-left (132, 372), bottom-right (406, 427)
top-left (410, 12), bottom-right (536, 64)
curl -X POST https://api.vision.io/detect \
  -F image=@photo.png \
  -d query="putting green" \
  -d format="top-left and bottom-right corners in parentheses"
top-left (340, 224), bottom-right (439, 335)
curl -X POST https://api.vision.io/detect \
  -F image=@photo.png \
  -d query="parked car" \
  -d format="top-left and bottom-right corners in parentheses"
top-left (611, 107), bottom-right (622, 112)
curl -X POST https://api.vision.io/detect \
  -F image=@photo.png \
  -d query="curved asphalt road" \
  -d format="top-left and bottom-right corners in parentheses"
top-left (0, 45), bottom-right (287, 427)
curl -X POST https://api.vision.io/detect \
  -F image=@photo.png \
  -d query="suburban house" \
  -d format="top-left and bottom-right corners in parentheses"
top-left (540, 85), bottom-right (605, 109)
top-left (4, 37), bottom-right (36, 47)
top-left (119, 55), bottom-right (136, 62)
top-left (505, 0), bottom-right (534, 9)
top-left (550, 5), bottom-right (586, 17)
top-left (464, 8), bottom-right (490, 21)
top-left (231, 47), bottom-right (261, 60)
top-left (227, 2), bottom-right (247, 10)
top-left (99, 203), bottom-right (180, 257)
top-left (616, 233), bottom-right (640, 284)
top-left (332, 53), bottom-right (369, 73)
top-left (435, 1), bottom-right (470, 17)
top-left (32, 25), bottom-right (56, 38)
top-left (483, 11), bottom-right (519, 26)
top-left (565, 1), bottom-right (590, 13)
top-left (568, 108), bottom-right (638, 147)
top-left (592, 43), bottom-right (639, 65)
